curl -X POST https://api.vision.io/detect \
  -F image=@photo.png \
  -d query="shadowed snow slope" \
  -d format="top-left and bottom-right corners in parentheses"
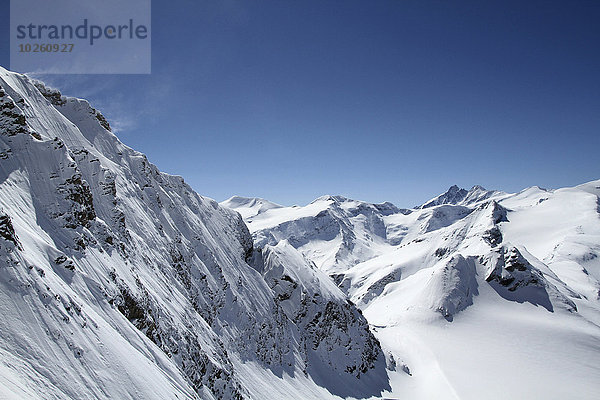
top-left (0, 68), bottom-right (389, 399)
top-left (225, 181), bottom-right (600, 400)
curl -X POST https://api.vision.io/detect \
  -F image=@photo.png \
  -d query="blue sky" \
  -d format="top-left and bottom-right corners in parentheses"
top-left (1, 0), bottom-right (599, 207)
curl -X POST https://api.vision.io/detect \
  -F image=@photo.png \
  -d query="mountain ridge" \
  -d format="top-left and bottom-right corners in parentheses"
top-left (0, 67), bottom-right (389, 400)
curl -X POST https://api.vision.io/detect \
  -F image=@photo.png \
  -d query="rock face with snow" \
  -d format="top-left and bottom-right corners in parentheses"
top-left (0, 68), bottom-right (388, 400)
top-left (420, 184), bottom-right (502, 209)
top-left (252, 242), bottom-right (386, 397)
top-left (226, 182), bottom-right (600, 399)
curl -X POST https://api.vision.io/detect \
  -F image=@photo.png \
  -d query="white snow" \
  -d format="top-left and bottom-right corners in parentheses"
top-left (227, 180), bottom-right (600, 400)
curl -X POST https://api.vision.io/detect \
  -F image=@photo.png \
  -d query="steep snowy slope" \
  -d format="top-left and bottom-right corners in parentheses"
top-left (226, 182), bottom-right (600, 399)
top-left (0, 67), bottom-right (389, 399)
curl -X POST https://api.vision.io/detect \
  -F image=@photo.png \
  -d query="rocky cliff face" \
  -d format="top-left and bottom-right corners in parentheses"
top-left (0, 67), bottom-right (388, 400)
top-left (254, 242), bottom-right (387, 397)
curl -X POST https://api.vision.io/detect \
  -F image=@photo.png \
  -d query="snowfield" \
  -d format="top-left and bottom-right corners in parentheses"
top-left (226, 183), bottom-right (600, 399)
top-left (1, 66), bottom-right (599, 399)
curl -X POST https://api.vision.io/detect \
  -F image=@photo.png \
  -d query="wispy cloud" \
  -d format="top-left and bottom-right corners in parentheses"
top-left (25, 72), bottom-right (175, 135)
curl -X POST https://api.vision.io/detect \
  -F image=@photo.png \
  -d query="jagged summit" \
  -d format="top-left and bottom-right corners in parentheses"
top-left (311, 194), bottom-right (350, 204)
top-left (420, 184), bottom-right (501, 209)
top-left (422, 184), bottom-right (469, 208)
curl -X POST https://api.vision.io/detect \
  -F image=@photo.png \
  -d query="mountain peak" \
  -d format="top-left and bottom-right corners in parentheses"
top-left (420, 184), bottom-right (500, 209)
top-left (311, 194), bottom-right (349, 204)
top-left (220, 196), bottom-right (283, 219)
top-left (421, 185), bottom-right (469, 208)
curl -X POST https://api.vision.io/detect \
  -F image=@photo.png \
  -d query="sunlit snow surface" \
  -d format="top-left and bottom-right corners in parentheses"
top-left (227, 182), bottom-right (600, 399)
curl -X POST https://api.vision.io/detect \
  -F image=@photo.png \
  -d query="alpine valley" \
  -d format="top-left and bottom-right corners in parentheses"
top-left (1, 67), bottom-right (599, 399)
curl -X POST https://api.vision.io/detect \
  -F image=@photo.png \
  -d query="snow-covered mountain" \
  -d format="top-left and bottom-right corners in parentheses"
top-left (225, 183), bottom-right (600, 399)
top-left (2, 66), bottom-right (599, 400)
top-left (0, 67), bottom-right (389, 399)
top-left (419, 184), bottom-right (504, 209)
top-left (220, 196), bottom-right (284, 220)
